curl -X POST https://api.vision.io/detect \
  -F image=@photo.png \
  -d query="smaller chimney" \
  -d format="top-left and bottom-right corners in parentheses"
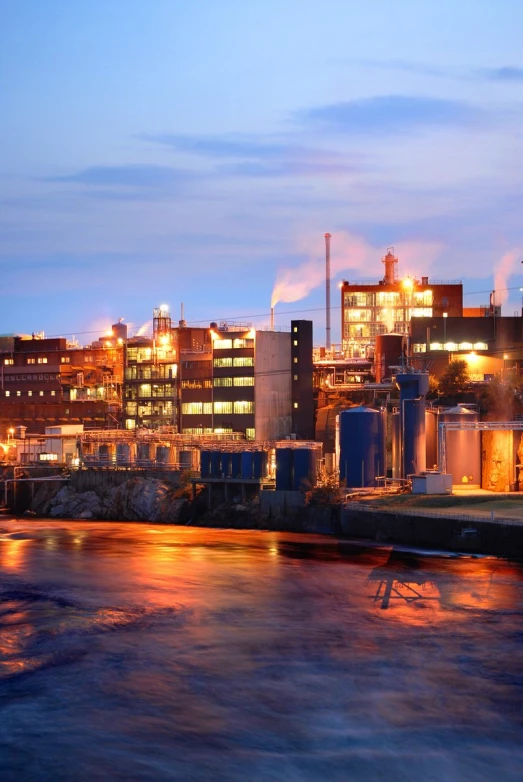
top-left (382, 247), bottom-right (398, 284)
top-left (270, 307), bottom-right (275, 331)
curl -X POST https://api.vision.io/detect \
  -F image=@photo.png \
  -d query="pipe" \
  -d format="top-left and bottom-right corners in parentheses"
top-left (325, 233), bottom-right (331, 349)
top-left (270, 306), bottom-right (274, 331)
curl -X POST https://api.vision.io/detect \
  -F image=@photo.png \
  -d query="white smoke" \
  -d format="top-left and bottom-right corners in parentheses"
top-left (270, 231), bottom-right (444, 308)
top-left (493, 249), bottom-right (522, 308)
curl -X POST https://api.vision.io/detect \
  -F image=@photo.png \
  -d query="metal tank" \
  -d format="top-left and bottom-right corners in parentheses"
top-left (199, 450), bottom-right (211, 478)
top-left (391, 411), bottom-right (401, 480)
top-left (438, 405), bottom-right (481, 485)
top-left (252, 451), bottom-right (268, 480)
top-left (179, 450), bottom-right (193, 471)
top-left (136, 443), bottom-right (152, 466)
top-left (292, 447), bottom-right (318, 490)
top-left (241, 451), bottom-right (254, 480)
top-left (156, 446), bottom-right (171, 465)
top-left (338, 407), bottom-right (385, 488)
top-left (230, 452), bottom-right (242, 479)
top-left (425, 409), bottom-right (439, 471)
top-left (403, 399), bottom-right (426, 476)
top-left (374, 333), bottom-right (404, 382)
top-left (221, 451), bottom-right (231, 478)
top-left (276, 448), bottom-right (293, 490)
top-left (210, 451), bottom-right (222, 478)
top-left (116, 443), bottom-right (131, 465)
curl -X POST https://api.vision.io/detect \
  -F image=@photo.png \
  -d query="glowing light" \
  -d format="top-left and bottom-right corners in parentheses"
top-left (105, 329), bottom-right (114, 337)
top-left (117, 338), bottom-right (123, 345)
top-left (160, 335), bottom-right (170, 346)
top-left (402, 277), bottom-right (414, 290)
top-left (160, 304), bottom-right (169, 313)
top-left (504, 354), bottom-right (509, 360)
top-left (105, 340), bottom-right (112, 348)
top-left (247, 328), bottom-right (255, 339)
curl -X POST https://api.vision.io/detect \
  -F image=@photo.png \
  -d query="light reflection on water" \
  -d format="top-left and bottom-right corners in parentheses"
top-left (0, 520), bottom-right (522, 782)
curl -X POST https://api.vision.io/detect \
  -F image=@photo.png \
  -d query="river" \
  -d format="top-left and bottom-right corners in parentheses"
top-left (0, 520), bottom-right (522, 781)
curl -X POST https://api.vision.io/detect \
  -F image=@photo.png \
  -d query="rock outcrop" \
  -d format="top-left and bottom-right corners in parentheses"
top-left (31, 477), bottom-right (188, 523)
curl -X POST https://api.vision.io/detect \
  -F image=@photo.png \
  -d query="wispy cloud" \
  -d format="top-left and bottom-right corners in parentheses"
top-left (48, 164), bottom-right (194, 188)
top-left (483, 66), bottom-right (523, 82)
top-left (299, 95), bottom-right (484, 135)
top-left (142, 132), bottom-right (362, 178)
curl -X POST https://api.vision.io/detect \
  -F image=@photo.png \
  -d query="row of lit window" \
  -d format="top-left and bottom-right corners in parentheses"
top-left (344, 307), bottom-right (433, 322)
top-left (213, 338), bottom-right (254, 350)
top-left (213, 376), bottom-right (254, 387)
top-left (181, 427), bottom-right (256, 439)
top-left (125, 365), bottom-right (177, 380)
top-left (214, 357), bottom-right (254, 368)
top-left (4, 390), bottom-right (57, 397)
top-left (412, 342), bottom-right (489, 353)
top-left (3, 373), bottom-right (59, 381)
top-left (181, 379), bottom-right (213, 390)
top-left (344, 291), bottom-right (434, 307)
top-left (125, 401), bottom-right (174, 415)
top-left (182, 401), bottom-right (254, 415)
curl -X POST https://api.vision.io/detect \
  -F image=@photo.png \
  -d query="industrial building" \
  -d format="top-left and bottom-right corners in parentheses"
top-left (340, 248), bottom-right (463, 358)
top-left (0, 331), bottom-right (123, 433)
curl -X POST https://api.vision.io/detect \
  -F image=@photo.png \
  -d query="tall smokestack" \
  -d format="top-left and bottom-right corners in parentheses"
top-left (325, 233), bottom-right (331, 350)
top-left (270, 306), bottom-right (274, 331)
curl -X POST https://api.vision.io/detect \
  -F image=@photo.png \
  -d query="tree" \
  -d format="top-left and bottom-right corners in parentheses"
top-left (438, 359), bottom-right (469, 398)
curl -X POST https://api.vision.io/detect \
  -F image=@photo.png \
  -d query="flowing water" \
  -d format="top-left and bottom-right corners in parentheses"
top-left (0, 520), bottom-right (522, 781)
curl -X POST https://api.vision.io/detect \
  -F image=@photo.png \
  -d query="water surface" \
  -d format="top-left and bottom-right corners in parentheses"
top-left (0, 520), bottom-right (522, 781)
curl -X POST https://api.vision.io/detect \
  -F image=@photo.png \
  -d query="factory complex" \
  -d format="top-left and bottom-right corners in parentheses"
top-left (2, 241), bottom-right (523, 500)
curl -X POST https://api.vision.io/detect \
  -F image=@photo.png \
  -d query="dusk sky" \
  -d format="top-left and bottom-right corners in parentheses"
top-left (2, 0), bottom-right (523, 345)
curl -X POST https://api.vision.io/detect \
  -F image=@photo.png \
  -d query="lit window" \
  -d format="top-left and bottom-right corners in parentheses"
top-left (4, 391), bottom-right (9, 397)
top-left (203, 402), bottom-right (212, 414)
top-left (214, 357), bottom-right (233, 368)
top-left (233, 357), bottom-right (254, 367)
top-left (214, 377), bottom-right (233, 387)
top-left (214, 401), bottom-right (233, 414)
top-left (293, 357), bottom-right (298, 364)
top-left (233, 400), bottom-right (254, 414)
top-left (473, 342), bottom-right (488, 351)
top-left (233, 338), bottom-right (254, 349)
top-left (293, 326), bottom-right (298, 333)
top-left (293, 402), bottom-right (299, 408)
top-left (182, 402), bottom-right (203, 415)
top-left (246, 428), bottom-right (255, 440)
top-left (27, 358), bottom-right (35, 364)
top-left (61, 356), bottom-right (71, 363)
top-left (28, 391), bottom-right (32, 397)
top-left (16, 390), bottom-right (21, 396)
top-left (233, 376), bottom-right (254, 386)
top-left (413, 344), bottom-right (427, 353)
top-left (3, 358), bottom-right (13, 365)
top-left (293, 340), bottom-right (298, 346)
top-left (213, 339), bottom-right (233, 350)
top-left (37, 357), bottom-right (48, 364)
top-left (293, 374), bottom-right (298, 381)
top-left (458, 342), bottom-right (473, 351)
top-left (51, 390), bottom-right (56, 396)
top-left (39, 390), bottom-right (44, 396)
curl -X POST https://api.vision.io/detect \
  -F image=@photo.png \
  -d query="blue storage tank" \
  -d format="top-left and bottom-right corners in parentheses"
top-left (156, 446), bottom-right (170, 464)
top-left (292, 447), bottom-right (318, 490)
top-left (221, 451), bottom-right (231, 478)
top-left (210, 450), bottom-right (222, 478)
top-left (252, 450), bottom-right (268, 479)
top-left (116, 443), bottom-right (130, 464)
top-left (241, 451), bottom-right (254, 479)
top-left (200, 450), bottom-right (211, 478)
top-left (391, 412), bottom-right (401, 480)
top-left (276, 447), bottom-right (293, 490)
top-left (339, 406), bottom-right (385, 487)
top-left (137, 443), bottom-right (151, 465)
top-left (230, 452), bottom-right (242, 479)
top-left (403, 398), bottom-right (426, 476)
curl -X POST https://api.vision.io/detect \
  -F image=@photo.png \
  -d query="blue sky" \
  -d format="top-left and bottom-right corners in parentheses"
top-left (2, 0), bottom-right (523, 344)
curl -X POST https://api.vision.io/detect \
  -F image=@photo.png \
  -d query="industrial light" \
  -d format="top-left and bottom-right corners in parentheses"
top-left (402, 277), bottom-right (414, 290)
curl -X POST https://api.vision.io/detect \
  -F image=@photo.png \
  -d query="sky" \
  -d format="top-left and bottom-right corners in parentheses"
top-left (2, 0), bottom-right (523, 345)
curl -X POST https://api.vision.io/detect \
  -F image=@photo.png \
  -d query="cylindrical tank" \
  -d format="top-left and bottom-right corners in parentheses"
top-left (391, 412), bottom-right (401, 480)
top-left (292, 447), bottom-right (318, 490)
top-left (403, 399), bottom-right (426, 476)
top-left (230, 452), bottom-right (242, 479)
top-left (439, 406), bottom-right (481, 485)
top-left (252, 451), bottom-right (267, 480)
top-left (210, 450), bottom-right (222, 478)
top-left (425, 409), bottom-right (439, 470)
top-left (241, 451), bottom-right (254, 479)
top-left (276, 448), bottom-right (293, 490)
top-left (374, 333), bottom-right (404, 382)
top-left (112, 320), bottom-right (128, 342)
top-left (116, 443), bottom-right (130, 464)
top-left (156, 446), bottom-right (171, 465)
top-left (137, 443), bottom-right (152, 465)
top-left (199, 450), bottom-right (211, 478)
top-left (338, 407), bottom-right (385, 488)
top-left (221, 451), bottom-right (231, 478)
